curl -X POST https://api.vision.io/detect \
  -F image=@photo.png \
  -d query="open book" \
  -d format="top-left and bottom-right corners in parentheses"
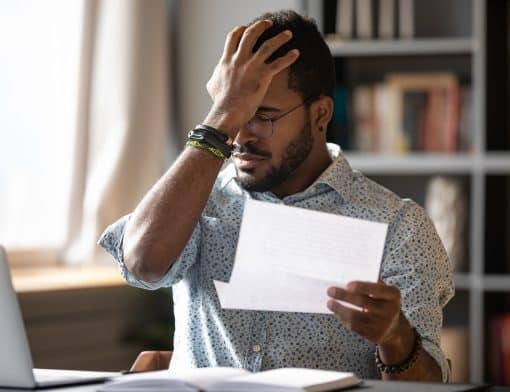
top-left (99, 367), bottom-right (361, 392)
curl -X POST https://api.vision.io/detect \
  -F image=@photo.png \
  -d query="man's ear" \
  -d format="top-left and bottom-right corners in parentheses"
top-left (310, 95), bottom-right (334, 134)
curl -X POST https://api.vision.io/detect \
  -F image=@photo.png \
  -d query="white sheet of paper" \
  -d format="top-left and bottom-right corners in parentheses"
top-left (215, 199), bottom-right (388, 314)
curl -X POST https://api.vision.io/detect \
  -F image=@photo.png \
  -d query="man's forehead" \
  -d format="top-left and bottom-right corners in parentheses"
top-left (260, 68), bottom-right (301, 110)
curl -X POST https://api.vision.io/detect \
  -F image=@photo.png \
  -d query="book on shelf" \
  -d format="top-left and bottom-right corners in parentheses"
top-left (458, 86), bottom-right (473, 152)
top-left (489, 314), bottom-right (510, 385)
top-left (398, 0), bottom-right (414, 38)
top-left (401, 89), bottom-right (427, 151)
top-left (425, 176), bottom-right (467, 272)
top-left (378, 0), bottom-right (396, 39)
top-left (330, 0), bottom-right (411, 40)
top-left (355, 0), bottom-right (373, 39)
top-left (99, 367), bottom-right (361, 392)
top-left (373, 83), bottom-right (401, 153)
top-left (328, 85), bottom-right (351, 149)
top-left (336, 0), bottom-right (354, 39)
top-left (349, 72), bottom-right (469, 154)
top-left (352, 85), bottom-right (377, 151)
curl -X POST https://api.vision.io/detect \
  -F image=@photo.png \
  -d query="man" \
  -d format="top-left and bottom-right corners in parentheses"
top-left (99, 10), bottom-right (453, 382)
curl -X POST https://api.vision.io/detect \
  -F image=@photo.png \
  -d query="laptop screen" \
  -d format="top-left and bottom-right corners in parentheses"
top-left (0, 246), bottom-right (38, 388)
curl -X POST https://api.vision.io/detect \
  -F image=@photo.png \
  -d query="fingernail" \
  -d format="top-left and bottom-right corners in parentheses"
top-left (284, 30), bottom-right (292, 37)
top-left (327, 287), bottom-right (335, 297)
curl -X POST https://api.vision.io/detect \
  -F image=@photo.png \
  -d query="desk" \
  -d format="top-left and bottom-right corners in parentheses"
top-left (360, 380), bottom-right (489, 391)
top-left (0, 379), bottom-right (490, 392)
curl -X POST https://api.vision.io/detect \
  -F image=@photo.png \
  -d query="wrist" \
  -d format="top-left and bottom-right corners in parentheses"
top-left (378, 312), bottom-right (415, 365)
top-left (375, 327), bottom-right (422, 375)
top-left (203, 108), bottom-right (242, 139)
top-left (186, 125), bottom-right (234, 161)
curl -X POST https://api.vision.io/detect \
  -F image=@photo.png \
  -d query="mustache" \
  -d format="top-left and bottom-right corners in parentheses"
top-left (232, 143), bottom-right (272, 159)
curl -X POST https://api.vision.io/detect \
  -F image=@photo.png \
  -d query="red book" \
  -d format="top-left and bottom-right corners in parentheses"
top-left (444, 84), bottom-right (460, 152)
top-left (490, 316), bottom-right (504, 384)
top-left (502, 315), bottom-right (510, 385)
top-left (489, 314), bottom-right (510, 385)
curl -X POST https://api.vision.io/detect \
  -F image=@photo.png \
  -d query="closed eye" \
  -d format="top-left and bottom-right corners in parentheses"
top-left (254, 113), bottom-right (273, 121)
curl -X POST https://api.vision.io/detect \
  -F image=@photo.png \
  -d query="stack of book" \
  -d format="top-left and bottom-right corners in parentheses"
top-left (331, 0), bottom-right (414, 40)
top-left (330, 72), bottom-right (473, 153)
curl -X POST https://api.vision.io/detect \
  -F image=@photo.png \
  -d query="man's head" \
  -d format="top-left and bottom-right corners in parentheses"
top-left (251, 10), bottom-right (336, 101)
top-left (232, 10), bottom-right (335, 197)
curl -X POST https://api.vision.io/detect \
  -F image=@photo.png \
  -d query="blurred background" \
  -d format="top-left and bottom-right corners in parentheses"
top-left (1, 0), bottom-right (510, 385)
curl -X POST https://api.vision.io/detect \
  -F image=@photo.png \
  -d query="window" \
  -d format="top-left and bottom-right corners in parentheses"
top-left (0, 1), bottom-right (84, 256)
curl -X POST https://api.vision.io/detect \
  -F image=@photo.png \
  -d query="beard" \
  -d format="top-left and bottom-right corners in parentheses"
top-left (235, 120), bottom-right (313, 193)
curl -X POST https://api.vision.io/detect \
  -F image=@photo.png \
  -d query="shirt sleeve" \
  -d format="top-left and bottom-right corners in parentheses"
top-left (97, 214), bottom-right (201, 290)
top-left (380, 200), bottom-right (454, 382)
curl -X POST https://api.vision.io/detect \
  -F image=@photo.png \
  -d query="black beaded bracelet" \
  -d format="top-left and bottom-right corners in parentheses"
top-left (195, 124), bottom-right (233, 146)
top-left (374, 328), bottom-right (422, 375)
top-left (187, 127), bottom-right (233, 159)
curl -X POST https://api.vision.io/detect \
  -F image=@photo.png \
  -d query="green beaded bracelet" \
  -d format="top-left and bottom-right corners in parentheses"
top-left (186, 139), bottom-right (227, 161)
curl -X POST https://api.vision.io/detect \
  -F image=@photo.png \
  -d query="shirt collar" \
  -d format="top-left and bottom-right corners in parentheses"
top-left (313, 143), bottom-right (354, 200)
top-left (219, 162), bottom-right (237, 190)
top-left (219, 143), bottom-right (354, 201)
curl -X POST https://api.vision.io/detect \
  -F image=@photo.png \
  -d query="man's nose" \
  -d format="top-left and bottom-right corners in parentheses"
top-left (234, 123), bottom-right (260, 146)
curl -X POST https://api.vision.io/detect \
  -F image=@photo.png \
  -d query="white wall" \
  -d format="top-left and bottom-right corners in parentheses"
top-left (174, 0), bottom-right (304, 136)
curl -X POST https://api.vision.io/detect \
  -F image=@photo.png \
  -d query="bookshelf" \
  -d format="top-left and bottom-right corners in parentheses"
top-left (326, 38), bottom-right (475, 56)
top-left (344, 154), bottom-right (510, 174)
top-left (343, 154), bottom-right (475, 174)
top-left (305, 0), bottom-right (510, 384)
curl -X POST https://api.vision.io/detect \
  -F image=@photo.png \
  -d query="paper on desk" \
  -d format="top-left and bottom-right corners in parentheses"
top-left (214, 199), bottom-right (388, 314)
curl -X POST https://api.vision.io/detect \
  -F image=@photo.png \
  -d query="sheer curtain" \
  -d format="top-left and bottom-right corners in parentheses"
top-left (0, 0), bottom-right (172, 265)
top-left (64, 0), bottom-right (172, 265)
top-left (0, 1), bottom-right (84, 258)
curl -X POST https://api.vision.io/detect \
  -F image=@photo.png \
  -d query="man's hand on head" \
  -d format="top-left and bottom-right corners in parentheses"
top-left (203, 20), bottom-right (300, 138)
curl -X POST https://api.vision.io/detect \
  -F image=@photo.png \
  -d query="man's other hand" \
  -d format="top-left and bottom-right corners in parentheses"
top-left (327, 280), bottom-right (415, 365)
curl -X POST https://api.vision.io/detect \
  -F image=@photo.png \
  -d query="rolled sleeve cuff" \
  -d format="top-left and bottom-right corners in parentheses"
top-left (98, 214), bottom-right (200, 290)
top-left (97, 214), bottom-right (170, 290)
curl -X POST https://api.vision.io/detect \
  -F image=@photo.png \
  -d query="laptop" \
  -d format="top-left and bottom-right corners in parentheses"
top-left (0, 246), bottom-right (119, 389)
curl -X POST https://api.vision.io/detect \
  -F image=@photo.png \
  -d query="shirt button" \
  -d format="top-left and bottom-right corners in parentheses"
top-left (252, 344), bottom-right (261, 353)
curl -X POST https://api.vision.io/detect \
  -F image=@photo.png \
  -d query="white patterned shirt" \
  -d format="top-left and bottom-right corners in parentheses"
top-left (99, 143), bottom-right (453, 381)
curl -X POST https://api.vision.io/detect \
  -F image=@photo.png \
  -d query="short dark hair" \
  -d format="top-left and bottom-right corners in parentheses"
top-left (251, 10), bottom-right (335, 101)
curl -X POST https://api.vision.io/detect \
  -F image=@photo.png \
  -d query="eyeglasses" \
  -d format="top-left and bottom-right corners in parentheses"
top-left (245, 97), bottom-right (312, 139)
